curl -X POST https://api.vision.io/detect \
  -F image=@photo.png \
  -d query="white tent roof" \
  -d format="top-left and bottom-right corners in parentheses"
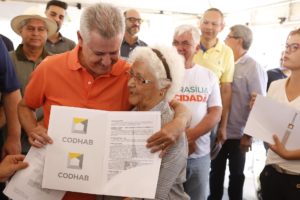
top-left (1, 0), bottom-right (299, 69)
top-left (4, 0), bottom-right (300, 26)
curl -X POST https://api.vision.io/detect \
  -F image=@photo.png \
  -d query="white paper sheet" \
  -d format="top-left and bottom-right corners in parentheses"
top-left (42, 106), bottom-right (161, 198)
top-left (244, 95), bottom-right (300, 150)
top-left (3, 147), bottom-right (65, 200)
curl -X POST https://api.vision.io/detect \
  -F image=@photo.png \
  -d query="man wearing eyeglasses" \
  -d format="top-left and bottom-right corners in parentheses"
top-left (208, 25), bottom-right (267, 200)
top-left (173, 24), bottom-right (222, 200)
top-left (121, 9), bottom-right (147, 59)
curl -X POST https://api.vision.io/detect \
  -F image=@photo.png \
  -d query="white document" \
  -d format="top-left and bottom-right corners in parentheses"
top-left (244, 95), bottom-right (300, 150)
top-left (3, 147), bottom-right (65, 200)
top-left (42, 106), bottom-right (161, 198)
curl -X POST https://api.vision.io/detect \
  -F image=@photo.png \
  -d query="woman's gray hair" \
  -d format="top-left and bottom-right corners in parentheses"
top-left (230, 24), bottom-right (253, 50)
top-left (80, 3), bottom-right (125, 42)
top-left (128, 46), bottom-right (185, 101)
top-left (174, 24), bottom-right (200, 44)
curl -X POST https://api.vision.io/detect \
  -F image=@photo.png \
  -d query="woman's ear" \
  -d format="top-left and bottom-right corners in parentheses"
top-left (159, 85), bottom-right (170, 96)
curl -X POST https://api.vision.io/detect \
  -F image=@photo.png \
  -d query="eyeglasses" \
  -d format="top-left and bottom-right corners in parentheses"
top-left (126, 17), bottom-right (143, 24)
top-left (172, 40), bottom-right (193, 48)
top-left (285, 43), bottom-right (300, 53)
top-left (127, 69), bottom-right (152, 84)
top-left (226, 35), bottom-right (240, 40)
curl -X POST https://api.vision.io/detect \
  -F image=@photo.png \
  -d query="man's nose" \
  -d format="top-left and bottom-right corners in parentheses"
top-left (101, 54), bottom-right (112, 66)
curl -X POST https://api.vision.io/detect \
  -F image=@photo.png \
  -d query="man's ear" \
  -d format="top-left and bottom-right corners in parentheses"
top-left (238, 38), bottom-right (243, 46)
top-left (77, 31), bottom-right (83, 46)
top-left (220, 22), bottom-right (225, 32)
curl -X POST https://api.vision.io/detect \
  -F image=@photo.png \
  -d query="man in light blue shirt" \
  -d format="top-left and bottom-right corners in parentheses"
top-left (208, 24), bottom-right (267, 200)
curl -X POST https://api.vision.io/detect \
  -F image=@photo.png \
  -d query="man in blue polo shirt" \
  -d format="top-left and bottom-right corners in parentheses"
top-left (0, 37), bottom-right (25, 200)
top-left (0, 38), bottom-right (22, 160)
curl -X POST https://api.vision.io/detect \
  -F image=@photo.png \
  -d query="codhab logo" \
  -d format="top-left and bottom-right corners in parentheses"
top-left (72, 117), bottom-right (88, 134)
top-left (67, 152), bottom-right (84, 169)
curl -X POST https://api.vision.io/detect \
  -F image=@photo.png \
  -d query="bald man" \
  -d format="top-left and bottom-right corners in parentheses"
top-left (120, 9), bottom-right (147, 59)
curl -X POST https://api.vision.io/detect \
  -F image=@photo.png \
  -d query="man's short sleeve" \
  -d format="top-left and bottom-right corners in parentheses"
top-left (247, 61), bottom-right (267, 96)
top-left (0, 38), bottom-right (20, 93)
top-left (23, 62), bottom-right (47, 110)
top-left (220, 46), bottom-right (234, 83)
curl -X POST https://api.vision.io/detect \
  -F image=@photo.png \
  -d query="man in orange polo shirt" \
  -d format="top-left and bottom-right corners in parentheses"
top-left (18, 3), bottom-right (190, 200)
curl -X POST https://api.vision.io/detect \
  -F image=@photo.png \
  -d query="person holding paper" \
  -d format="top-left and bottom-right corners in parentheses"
top-left (0, 154), bottom-right (28, 182)
top-left (18, 3), bottom-right (190, 200)
top-left (123, 45), bottom-right (189, 200)
top-left (259, 28), bottom-right (300, 200)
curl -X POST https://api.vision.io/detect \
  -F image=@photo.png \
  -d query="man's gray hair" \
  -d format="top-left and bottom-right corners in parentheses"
top-left (80, 3), bottom-right (125, 41)
top-left (174, 24), bottom-right (200, 44)
top-left (230, 24), bottom-right (253, 50)
top-left (128, 46), bottom-right (185, 101)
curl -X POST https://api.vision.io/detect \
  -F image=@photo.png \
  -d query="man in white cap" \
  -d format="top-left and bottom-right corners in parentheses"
top-left (9, 10), bottom-right (57, 154)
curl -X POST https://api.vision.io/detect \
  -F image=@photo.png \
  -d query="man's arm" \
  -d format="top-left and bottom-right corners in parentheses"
top-left (186, 106), bottom-right (222, 154)
top-left (240, 134), bottom-right (252, 152)
top-left (216, 82), bottom-right (232, 144)
top-left (18, 99), bottom-right (52, 148)
top-left (0, 106), bottom-right (6, 129)
top-left (2, 90), bottom-right (22, 157)
top-left (146, 100), bottom-right (191, 157)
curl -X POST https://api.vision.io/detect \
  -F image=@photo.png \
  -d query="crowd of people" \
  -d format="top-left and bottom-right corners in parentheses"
top-left (0, 0), bottom-right (300, 200)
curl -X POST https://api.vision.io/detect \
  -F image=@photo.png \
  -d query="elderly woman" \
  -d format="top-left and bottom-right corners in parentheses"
top-left (98, 46), bottom-right (190, 200)
top-left (100, 46), bottom-right (189, 200)
top-left (124, 46), bottom-right (189, 200)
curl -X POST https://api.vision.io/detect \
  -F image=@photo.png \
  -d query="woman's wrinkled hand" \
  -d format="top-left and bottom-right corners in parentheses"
top-left (146, 122), bottom-right (179, 158)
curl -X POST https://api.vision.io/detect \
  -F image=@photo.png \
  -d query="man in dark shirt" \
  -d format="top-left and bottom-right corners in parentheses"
top-left (121, 9), bottom-right (147, 59)
top-left (0, 34), bottom-right (14, 51)
top-left (45, 0), bottom-right (76, 54)
top-left (267, 68), bottom-right (289, 90)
